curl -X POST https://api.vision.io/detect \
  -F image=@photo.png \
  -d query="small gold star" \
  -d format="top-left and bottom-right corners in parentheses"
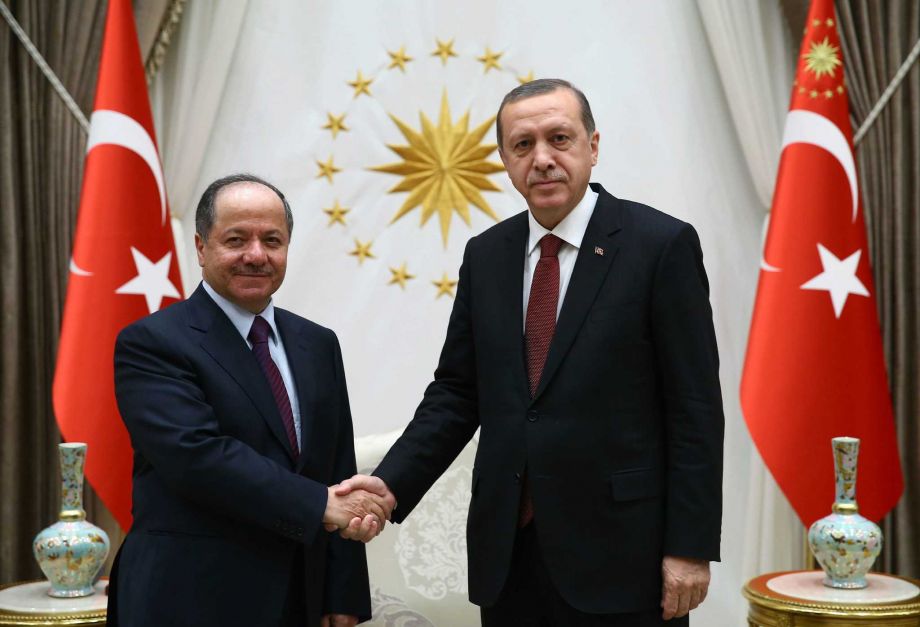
top-left (837, 85), bottom-right (845, 94)
top-left (809, 90), bottom-right (819, 99)
top-left (349, 239), bottom-right (375, 264)
top-left (477, 47), bottom-right (503, 73)
top-left (432, 38), bottom-right (458, 65)
top-left (323, 200), bottom-right (349, 226)
top-left (799, 86), bottom-right (806, 94)
top-left (348, 71), bottom-right (373, 98)
top-left (388, 46), bottom-right (413, 72)
top-left (824, 89), bottom-right (834, 99)
top-left (322, 112), bottom-right (348, 138)
top-left (432, 273), bottom-right (458, 299)
top-left (517, 70), bottom-right (535, 84)
top-left (826, 18), bottom-right (834, 27)
top-left (388, 263), bottom-right (415, 289)
top-left (812, 19), bottom-right (821, 27)
top-left (316, 156), bottom-right (341, 183)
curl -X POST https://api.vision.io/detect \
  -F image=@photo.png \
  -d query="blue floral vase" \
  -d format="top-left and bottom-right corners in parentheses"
top-left (33, 443), bottom-right (110, 597)
top-left (807, 437), bottom-right (882, 589)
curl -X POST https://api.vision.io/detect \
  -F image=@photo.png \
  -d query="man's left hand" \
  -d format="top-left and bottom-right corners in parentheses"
top-left (660, 555), bottom-right (710, 620)
top-left (320, 614), bottom-right (358, 627)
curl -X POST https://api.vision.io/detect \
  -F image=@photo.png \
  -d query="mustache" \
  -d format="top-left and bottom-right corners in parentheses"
top-left (232, 264), bottom-right (273, 276)
top-left (527, 171), bottom-right (567, 186)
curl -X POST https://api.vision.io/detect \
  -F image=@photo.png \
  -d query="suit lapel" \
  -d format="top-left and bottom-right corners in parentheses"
top-left (188, 286), bottom-right (298, 462)
top-left (531, 186), bottom-right (623, 403)
top-left (274, 310), bottom-right (319, 474)
top-left (499, 213), bottom-right (531, 401)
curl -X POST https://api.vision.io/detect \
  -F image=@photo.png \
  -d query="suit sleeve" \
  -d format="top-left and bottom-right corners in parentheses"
top-left (374, 240), bottom-right (481, 521)
top-left (114, 321), bottom-right (329, 546)
top-left (322, 333), bottom-right (372, 621)
top-left (651, 223), bottom-right (724, 561)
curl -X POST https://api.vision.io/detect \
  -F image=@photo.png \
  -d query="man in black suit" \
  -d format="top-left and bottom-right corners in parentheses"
top-left (109, 174), bottom-right (385, 627)
top-left (340, 79), bottom-right (724, 625)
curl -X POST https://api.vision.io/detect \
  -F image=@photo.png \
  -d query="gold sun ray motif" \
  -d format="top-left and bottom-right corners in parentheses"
top-left (370, 90), bottom-right (505, 247)
top-left (803, 37), bottom-right (842, 80)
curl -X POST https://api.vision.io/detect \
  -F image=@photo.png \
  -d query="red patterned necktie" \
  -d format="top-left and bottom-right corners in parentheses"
top-left (248, 316), bottom-right (299, 461)
top-left (519, 233), bottom-right (564, 526)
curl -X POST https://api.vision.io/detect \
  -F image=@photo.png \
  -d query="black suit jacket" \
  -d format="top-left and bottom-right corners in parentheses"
top-left (375, 183), bottom-right (723, 614)
top-left (108, 285), bottom-right (370, 627)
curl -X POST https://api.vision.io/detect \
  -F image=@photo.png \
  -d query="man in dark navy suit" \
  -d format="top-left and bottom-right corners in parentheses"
top-left (109, 174), bottom-right (383, 627)
top-left (340, 79), bottom-right (724, 625)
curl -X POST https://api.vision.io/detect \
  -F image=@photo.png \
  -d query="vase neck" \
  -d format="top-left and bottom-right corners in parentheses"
top-left (833, 439), bottom-right (859, 507)
top-left (58, 444), bottom-right (87, 520)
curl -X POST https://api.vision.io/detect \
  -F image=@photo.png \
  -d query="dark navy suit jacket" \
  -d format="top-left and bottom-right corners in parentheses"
top-left (108, 284), bottom-right (370, 626)
top-left (375, 183), bottom-right (724, 614)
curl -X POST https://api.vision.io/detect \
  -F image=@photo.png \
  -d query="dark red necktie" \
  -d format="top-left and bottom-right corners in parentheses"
top-left (520, 233), bottom-right (564, 526)
top-left (248, 316), bottom-right (299, 461)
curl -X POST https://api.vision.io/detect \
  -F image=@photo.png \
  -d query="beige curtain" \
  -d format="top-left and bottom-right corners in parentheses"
top-left (836, 0), bottom-right (920, 579)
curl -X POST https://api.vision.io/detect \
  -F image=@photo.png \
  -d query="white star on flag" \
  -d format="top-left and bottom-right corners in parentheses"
top-left (115, 247), bottom-right (181, 314)
top-left (800, 243), bottom-right (869, 318)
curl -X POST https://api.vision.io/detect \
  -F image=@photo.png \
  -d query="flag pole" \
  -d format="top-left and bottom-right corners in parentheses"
top-left (803, 528), bottom-right (815, 570)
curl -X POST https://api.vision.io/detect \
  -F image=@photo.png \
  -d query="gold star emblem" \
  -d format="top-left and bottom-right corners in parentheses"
top-left (323, 200), bottom-right (349, 226)
top-left (477, 47), bottom-right (503, 73)
top-left (803, 37), bottom-right (842, 79)
top-left (518, 70), bottom-right (535, 84)
top-left (322, 112), bottom-right (348, 138)
top-left (349, 239), bottom-right (375, 264)
top-left (432, 273), bottom-right (458, 299)
top-left (837, 85), bottom-right (845, 94)
top-left (388, 263), bottom-right (415, 289)
top-left (809, 90), bottom-right (819, 99)
top-left (431, 38), bottom-right (458, 65)
top-left (370, 90), bottom-right (505, 246)
top-left (348, 70), bottom-right (373, 98)
top-left (316, 155), bottom-right (341, 183)
top-left (812, 19), bottom-right (821, 27)
top-left (824, 89), bottom-right (834, 99)
top-left (388, 46), bottom-right (413, 72)
top-left (826, 18), bottom-right (834, 27)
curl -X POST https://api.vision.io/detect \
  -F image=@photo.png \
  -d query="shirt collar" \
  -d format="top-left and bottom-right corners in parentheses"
top-left (526, 185), bottom-right (599, 256)
top-left (201, 280), bottom-right (278, 344)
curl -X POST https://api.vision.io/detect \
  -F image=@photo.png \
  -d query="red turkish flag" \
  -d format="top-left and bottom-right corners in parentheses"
top-left (53, 0), bottom-right (182, 530)
top-left (741, 0), bottom-right (903, 526)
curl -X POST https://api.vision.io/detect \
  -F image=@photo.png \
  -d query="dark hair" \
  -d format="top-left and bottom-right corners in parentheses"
top-left (495, 78), bottom-right (596, 150)
top-left (195, 173), bottom-right (293, 241)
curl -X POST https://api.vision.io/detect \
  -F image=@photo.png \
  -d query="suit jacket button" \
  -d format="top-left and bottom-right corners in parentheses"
top-left (514, 473), bottom-right (521, 484)
top-left (527, 410), bottom-right (538, 422)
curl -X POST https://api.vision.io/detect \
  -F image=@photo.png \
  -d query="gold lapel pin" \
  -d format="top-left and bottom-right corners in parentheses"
top-left (594, 246), bottom-right (604, 256)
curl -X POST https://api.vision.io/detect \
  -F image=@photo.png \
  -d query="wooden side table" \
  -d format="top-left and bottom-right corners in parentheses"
top-left (744, 570), bottom-right (920, 626)
top-left (0, 580), bottom-right (107, 626)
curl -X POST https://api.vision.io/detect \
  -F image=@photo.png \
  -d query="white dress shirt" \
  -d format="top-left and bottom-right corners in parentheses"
top-left (201, 281), bottom-right (302, 451)
top-left (523, 187), bottom-right (599, 326)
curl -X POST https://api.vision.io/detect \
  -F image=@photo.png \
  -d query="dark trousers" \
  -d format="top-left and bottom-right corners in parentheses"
top-left (481, 524), bottom-right (689, 627)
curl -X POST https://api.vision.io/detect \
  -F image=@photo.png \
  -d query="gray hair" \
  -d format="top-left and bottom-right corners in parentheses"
top-left (195, 173), bottom-right (293, 241)
top-left (495, 78), bottom-right (596, 150)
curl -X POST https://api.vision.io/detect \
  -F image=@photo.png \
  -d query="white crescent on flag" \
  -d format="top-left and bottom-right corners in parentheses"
top-left (780, 109), bottom-right (858, 222)
top-left (760, 108), bottom-right (860, 273)
top-left (86, 109), bottom-right (167, 225)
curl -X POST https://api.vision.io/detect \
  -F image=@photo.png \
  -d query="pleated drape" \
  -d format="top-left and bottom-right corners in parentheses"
top-left (836, 0), bottom-right (920, 579)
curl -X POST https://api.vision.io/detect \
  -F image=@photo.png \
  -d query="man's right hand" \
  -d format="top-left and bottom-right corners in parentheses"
top-left (322, 487), bottom-right (388, 542)
top-left (331, 475), bottom-right (397, 542)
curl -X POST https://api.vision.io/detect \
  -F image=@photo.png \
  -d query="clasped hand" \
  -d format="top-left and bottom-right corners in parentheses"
top-left (322, 475), bottom-right (396, 543)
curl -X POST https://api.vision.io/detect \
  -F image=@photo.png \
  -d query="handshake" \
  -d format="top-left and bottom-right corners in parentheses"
top-left (322, 475), bottom-right (396, 543)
